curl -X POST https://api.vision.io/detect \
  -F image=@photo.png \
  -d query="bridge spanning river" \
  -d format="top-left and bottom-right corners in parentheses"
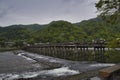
top-left (24, 42), bottom-right (107, 62)
top-left (0, 41), bottom-right (119, 80)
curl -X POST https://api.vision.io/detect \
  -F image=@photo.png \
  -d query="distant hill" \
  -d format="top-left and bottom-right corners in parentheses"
top-left (33, 21), bottom-right (86, 43)
top-left (0, 24), bottom-right (46, 41)
top-left (0, 26), bottom-right (30, 41)
top-left (5, 24), bottom-right (46, 31)
top-left (0, 17), bottom-right (120, 43)
top-left (74, 17), bottom-right (120, 41)
top-left (75, 17), bottom-right (103, 26)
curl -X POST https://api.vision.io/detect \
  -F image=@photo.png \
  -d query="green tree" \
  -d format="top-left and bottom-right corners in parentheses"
top-left (107, 38), bottom-right (120, 48)
top-left (96, 0), bottom-right (120, 48)
top-left (14, 40), bottom-right (24, 48)
top-left (34, 21), bottom-right (86, 43)
top-left (96, 0), bottom-right (120, 24)
top-left (27, 38), bottom-right (35, 45)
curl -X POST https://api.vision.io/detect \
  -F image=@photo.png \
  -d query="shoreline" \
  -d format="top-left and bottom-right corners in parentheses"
top-left (0, 48), bottom-right (19, 52)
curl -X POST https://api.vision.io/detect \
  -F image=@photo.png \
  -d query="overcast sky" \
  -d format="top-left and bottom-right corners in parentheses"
top-left (0, 0), bottom-right (98, 26)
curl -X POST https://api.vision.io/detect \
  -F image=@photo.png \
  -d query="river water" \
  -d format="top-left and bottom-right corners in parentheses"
top-left (0, 51), bottom-right (115, 80)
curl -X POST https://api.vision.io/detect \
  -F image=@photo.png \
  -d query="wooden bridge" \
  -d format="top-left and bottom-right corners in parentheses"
top-left (24, 42), bottom-right (106, 62)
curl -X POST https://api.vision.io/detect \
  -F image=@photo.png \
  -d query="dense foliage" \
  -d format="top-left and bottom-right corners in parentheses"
top-left (33, 21), bottom-right (86, 43)
top-left (0, 24), bottom-right (44, 42)
top-left (0, 27), bottom-right (30, 41)
top-left (96, 0), bottom-right (120, 24)
top-left (0, 17), bottom-right (120, 44)
top-left (74, 17), bottom-right (120, 41)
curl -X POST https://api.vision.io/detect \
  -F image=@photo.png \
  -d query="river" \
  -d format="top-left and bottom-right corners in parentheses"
top-left (0, 51), bottom-right (115, 80)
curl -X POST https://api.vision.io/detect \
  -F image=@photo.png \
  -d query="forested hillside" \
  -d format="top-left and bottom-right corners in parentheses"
top-left (0, 24), bottom-right (45, 41)
top-left (74, 17), bottom-right (120, 41)
top-left (0, 17), bottom-right (120, 43)
top-left (33, 21), bottom-right (86, 43)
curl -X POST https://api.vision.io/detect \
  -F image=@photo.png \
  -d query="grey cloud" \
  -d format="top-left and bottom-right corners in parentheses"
top-left (0, 0), bottom-right (16, 19)
top-left (0, 6), bottom-right (13, 18)
top-left (62, 0), bottom-right (85, 4)
top-left (61, 0), bottom-right (85, 14)
top-left (0, 0), bottom-right (98, 26)
top-left (0, 9), bottom-right (8, 18)
top-left (88, 0), bottom-right (99, 6)
top-left (0, 0), bottom-right (4, 3)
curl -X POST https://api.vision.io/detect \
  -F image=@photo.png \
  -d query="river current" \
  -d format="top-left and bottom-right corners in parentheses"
top-left (0, 51), bottom-right (115, 80)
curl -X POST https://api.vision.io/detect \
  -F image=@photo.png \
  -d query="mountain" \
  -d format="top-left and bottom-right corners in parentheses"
top-left (74, 17), bottom-right (120, 41)
top-left (0, 16), bottom-right (120, 43)
top-left (33, 20), bottom-right (86, 43)
top-left (0, 24), bottom-right (46, 41)
top-left (5, 24), bottom-right (46, 31)
top-left (0, 26), bottom-right (30, 41)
